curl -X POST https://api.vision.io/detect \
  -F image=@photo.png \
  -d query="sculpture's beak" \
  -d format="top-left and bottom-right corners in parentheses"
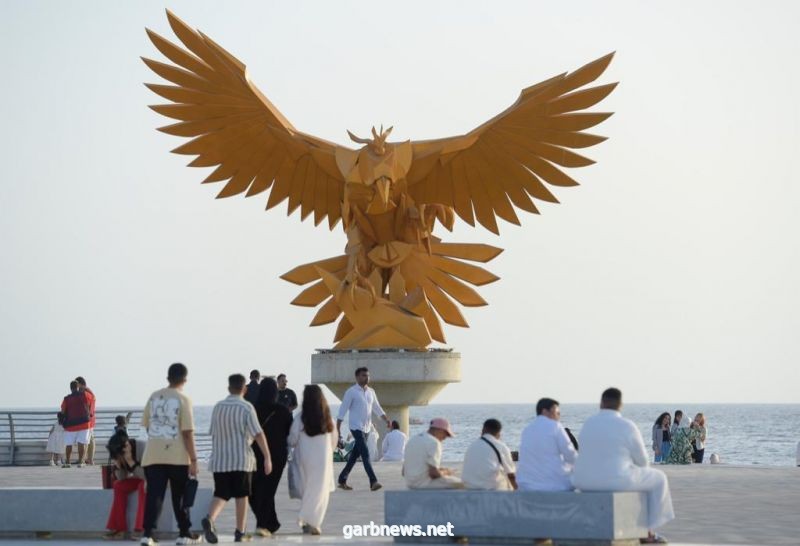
top-left (375, 177), bottom-right (391, 206)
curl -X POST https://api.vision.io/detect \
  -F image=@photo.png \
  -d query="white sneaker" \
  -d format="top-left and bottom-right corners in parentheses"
top-left (140, 537), bottom-right (158, 546)
top-left (176, 534), bottom-right (203, 544)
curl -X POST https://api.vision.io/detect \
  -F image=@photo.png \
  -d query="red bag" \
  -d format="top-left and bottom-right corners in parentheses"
top-left (101, 464), bottom-right (117, 489)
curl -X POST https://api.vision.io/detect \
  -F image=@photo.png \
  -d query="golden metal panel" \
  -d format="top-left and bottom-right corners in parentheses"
top-left (430, 256), bottom-right (499, 286)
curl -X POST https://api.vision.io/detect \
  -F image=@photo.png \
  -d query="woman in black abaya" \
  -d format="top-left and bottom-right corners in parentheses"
top-left (250, 376), bottom-right (294, 536)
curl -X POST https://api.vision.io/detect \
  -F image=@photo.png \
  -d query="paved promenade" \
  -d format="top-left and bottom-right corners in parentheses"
top-left (0, 462), bottom-right (798, 545)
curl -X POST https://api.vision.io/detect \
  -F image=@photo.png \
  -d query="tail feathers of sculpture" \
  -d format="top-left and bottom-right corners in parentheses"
top-left (281, 240), bottom-right (503, 349)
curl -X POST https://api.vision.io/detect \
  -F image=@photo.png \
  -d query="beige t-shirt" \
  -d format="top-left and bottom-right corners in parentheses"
top-left (462, 434), bottom-right (516, 490)
top-left (141, 387), bottom-right (194, 467)
top-left (403, 432), bottom-right (441, 489)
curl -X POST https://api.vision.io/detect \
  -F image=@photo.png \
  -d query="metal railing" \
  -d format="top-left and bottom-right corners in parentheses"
top-left (0, 410), bottom-right (212, 466)
top-left (0, 410), bottom-right (142, 466)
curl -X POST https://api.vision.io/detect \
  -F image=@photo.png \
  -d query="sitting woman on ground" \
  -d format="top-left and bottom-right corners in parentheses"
top-left (104, 430), bottom-right (147, 540)
top-left (691, 413), bottom-right (707, 463)
top-left (651, 412), bottom-right (671, 463)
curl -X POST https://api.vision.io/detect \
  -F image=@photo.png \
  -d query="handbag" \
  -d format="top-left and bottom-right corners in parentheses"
top-left (101, 464), bottom-right (117, 489)
top-left (287, 454), bottom-right (303, 499)
top-left (182, 478), bottom-right (199, 509)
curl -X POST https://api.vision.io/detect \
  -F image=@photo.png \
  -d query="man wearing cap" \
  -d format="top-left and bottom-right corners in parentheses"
top-left (402, 418), bottom-right (463, 489)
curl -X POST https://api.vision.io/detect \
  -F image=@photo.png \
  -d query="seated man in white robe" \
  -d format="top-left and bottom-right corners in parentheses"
top-left (572, 388), bottom-right (674, 545)
top-left (462, 418), bottom-right (517, 490)
top-left (402, 418), bottom-right (463, 489)
top-left (517, 398), bottom-right (577, 491)
top-left (380, 420), bottom-right (407, 462)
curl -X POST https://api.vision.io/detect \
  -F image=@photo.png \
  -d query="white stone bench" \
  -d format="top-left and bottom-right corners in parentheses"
top-left (384, 490), bottom-right (649, 546)
top-left (0, 487), bottom-right (213, 536)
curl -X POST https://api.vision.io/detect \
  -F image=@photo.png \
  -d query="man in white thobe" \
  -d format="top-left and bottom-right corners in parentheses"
top-left (572, 388), bottom-right (674, 544)
top-left (381, 420), bottom-right (407, 461)
top-left (517, 398), bottom-right (576, 491)
top-left (462, 419), bottom-right (517, 490)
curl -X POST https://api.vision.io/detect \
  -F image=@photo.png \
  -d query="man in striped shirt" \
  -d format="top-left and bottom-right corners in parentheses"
top-left (202, 374), bottom-right (272, 544)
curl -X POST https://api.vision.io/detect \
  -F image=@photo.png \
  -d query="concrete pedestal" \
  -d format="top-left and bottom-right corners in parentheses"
top-left (311, 349), bottom-right (461, 435)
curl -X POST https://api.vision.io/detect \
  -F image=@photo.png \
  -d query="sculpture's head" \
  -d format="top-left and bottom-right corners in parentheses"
top-left (347, 125), bottom-right (393, 156)
top-left (337, 126), bottom-right (412, 212)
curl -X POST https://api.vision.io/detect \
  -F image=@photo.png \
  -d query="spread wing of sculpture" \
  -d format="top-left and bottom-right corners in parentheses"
top-left (143, 10), bottom-right (617, 350)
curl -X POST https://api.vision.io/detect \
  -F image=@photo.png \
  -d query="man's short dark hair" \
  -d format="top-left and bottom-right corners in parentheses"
top-left (482, 418), bottom-right (502, 436)
top-left (250, 369), bottom-right (260, 380)
top-left (167, 363), bottom-right (188, 384)
top-left (354, 367), bottom-right (369, 376)
top-left (75, 376), bottom-right (86, 387)
top-left (390, 420), bottom-right (400, 430)
top-left (601, 387), bottom-right (622, 410)
top-left (69, 380), bottom-right (78, 392)
top-left (277, 373), bottom-right (286, 380)
top-left (536, 398), bottom-right (559, 415)
top-left (229, 374), bottom-right (247, 392)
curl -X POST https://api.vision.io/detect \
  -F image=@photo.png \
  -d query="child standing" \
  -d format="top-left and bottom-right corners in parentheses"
top-left (46, 412), bottom-right (65, 466)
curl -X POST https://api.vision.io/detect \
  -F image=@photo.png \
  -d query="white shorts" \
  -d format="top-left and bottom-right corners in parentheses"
top-left (63, 429), bottom-right (90, 445)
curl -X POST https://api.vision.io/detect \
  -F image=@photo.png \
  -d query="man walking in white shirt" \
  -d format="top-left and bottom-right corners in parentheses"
top-left (517, 398), bottom-right (577, 491)
top-left (572, 388), bottom-right (674, 544)
top-left (336, 367), bottom-right (390, 491)
top-left (462, 419), bottom-right (517, 490)
top-left (381, 420), bottom-right (407, 461)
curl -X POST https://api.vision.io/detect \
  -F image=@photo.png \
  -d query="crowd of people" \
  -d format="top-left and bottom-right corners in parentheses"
top-left (651, 410), bottom-right (708, 464)
top-left (399, 389), bottom-right (675, 544)
top-left (98, 366), bottom-right (303, 544)
top-left (52, 364), bottom-right (715, 544)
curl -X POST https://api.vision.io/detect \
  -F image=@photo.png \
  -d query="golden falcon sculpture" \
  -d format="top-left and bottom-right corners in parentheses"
top-left (143, 11), bottom-right (617, 350)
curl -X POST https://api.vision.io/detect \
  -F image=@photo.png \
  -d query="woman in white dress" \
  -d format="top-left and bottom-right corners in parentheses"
top-left (288, 384), bottom-right (337, 535)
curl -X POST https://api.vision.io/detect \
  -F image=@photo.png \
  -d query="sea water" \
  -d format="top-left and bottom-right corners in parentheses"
top-left (193, 403), bottom-right (800, 466)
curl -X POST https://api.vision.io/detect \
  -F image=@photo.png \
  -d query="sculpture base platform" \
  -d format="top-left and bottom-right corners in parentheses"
top-left (311, 349), bottom-right (461, 435)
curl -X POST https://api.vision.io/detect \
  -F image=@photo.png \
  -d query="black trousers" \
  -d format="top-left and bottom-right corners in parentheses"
top-left (250, 449), bottom-right (287, 532)
top-left (143, 464), bottom-right (191, 537)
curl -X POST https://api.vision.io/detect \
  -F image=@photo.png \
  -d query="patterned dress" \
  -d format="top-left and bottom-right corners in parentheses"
top-left (665, 426), bottom-right (700, 464)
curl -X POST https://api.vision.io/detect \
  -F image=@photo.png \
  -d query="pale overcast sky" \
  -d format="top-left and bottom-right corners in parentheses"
top-left (1, 1), bottom-right (799, 408)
